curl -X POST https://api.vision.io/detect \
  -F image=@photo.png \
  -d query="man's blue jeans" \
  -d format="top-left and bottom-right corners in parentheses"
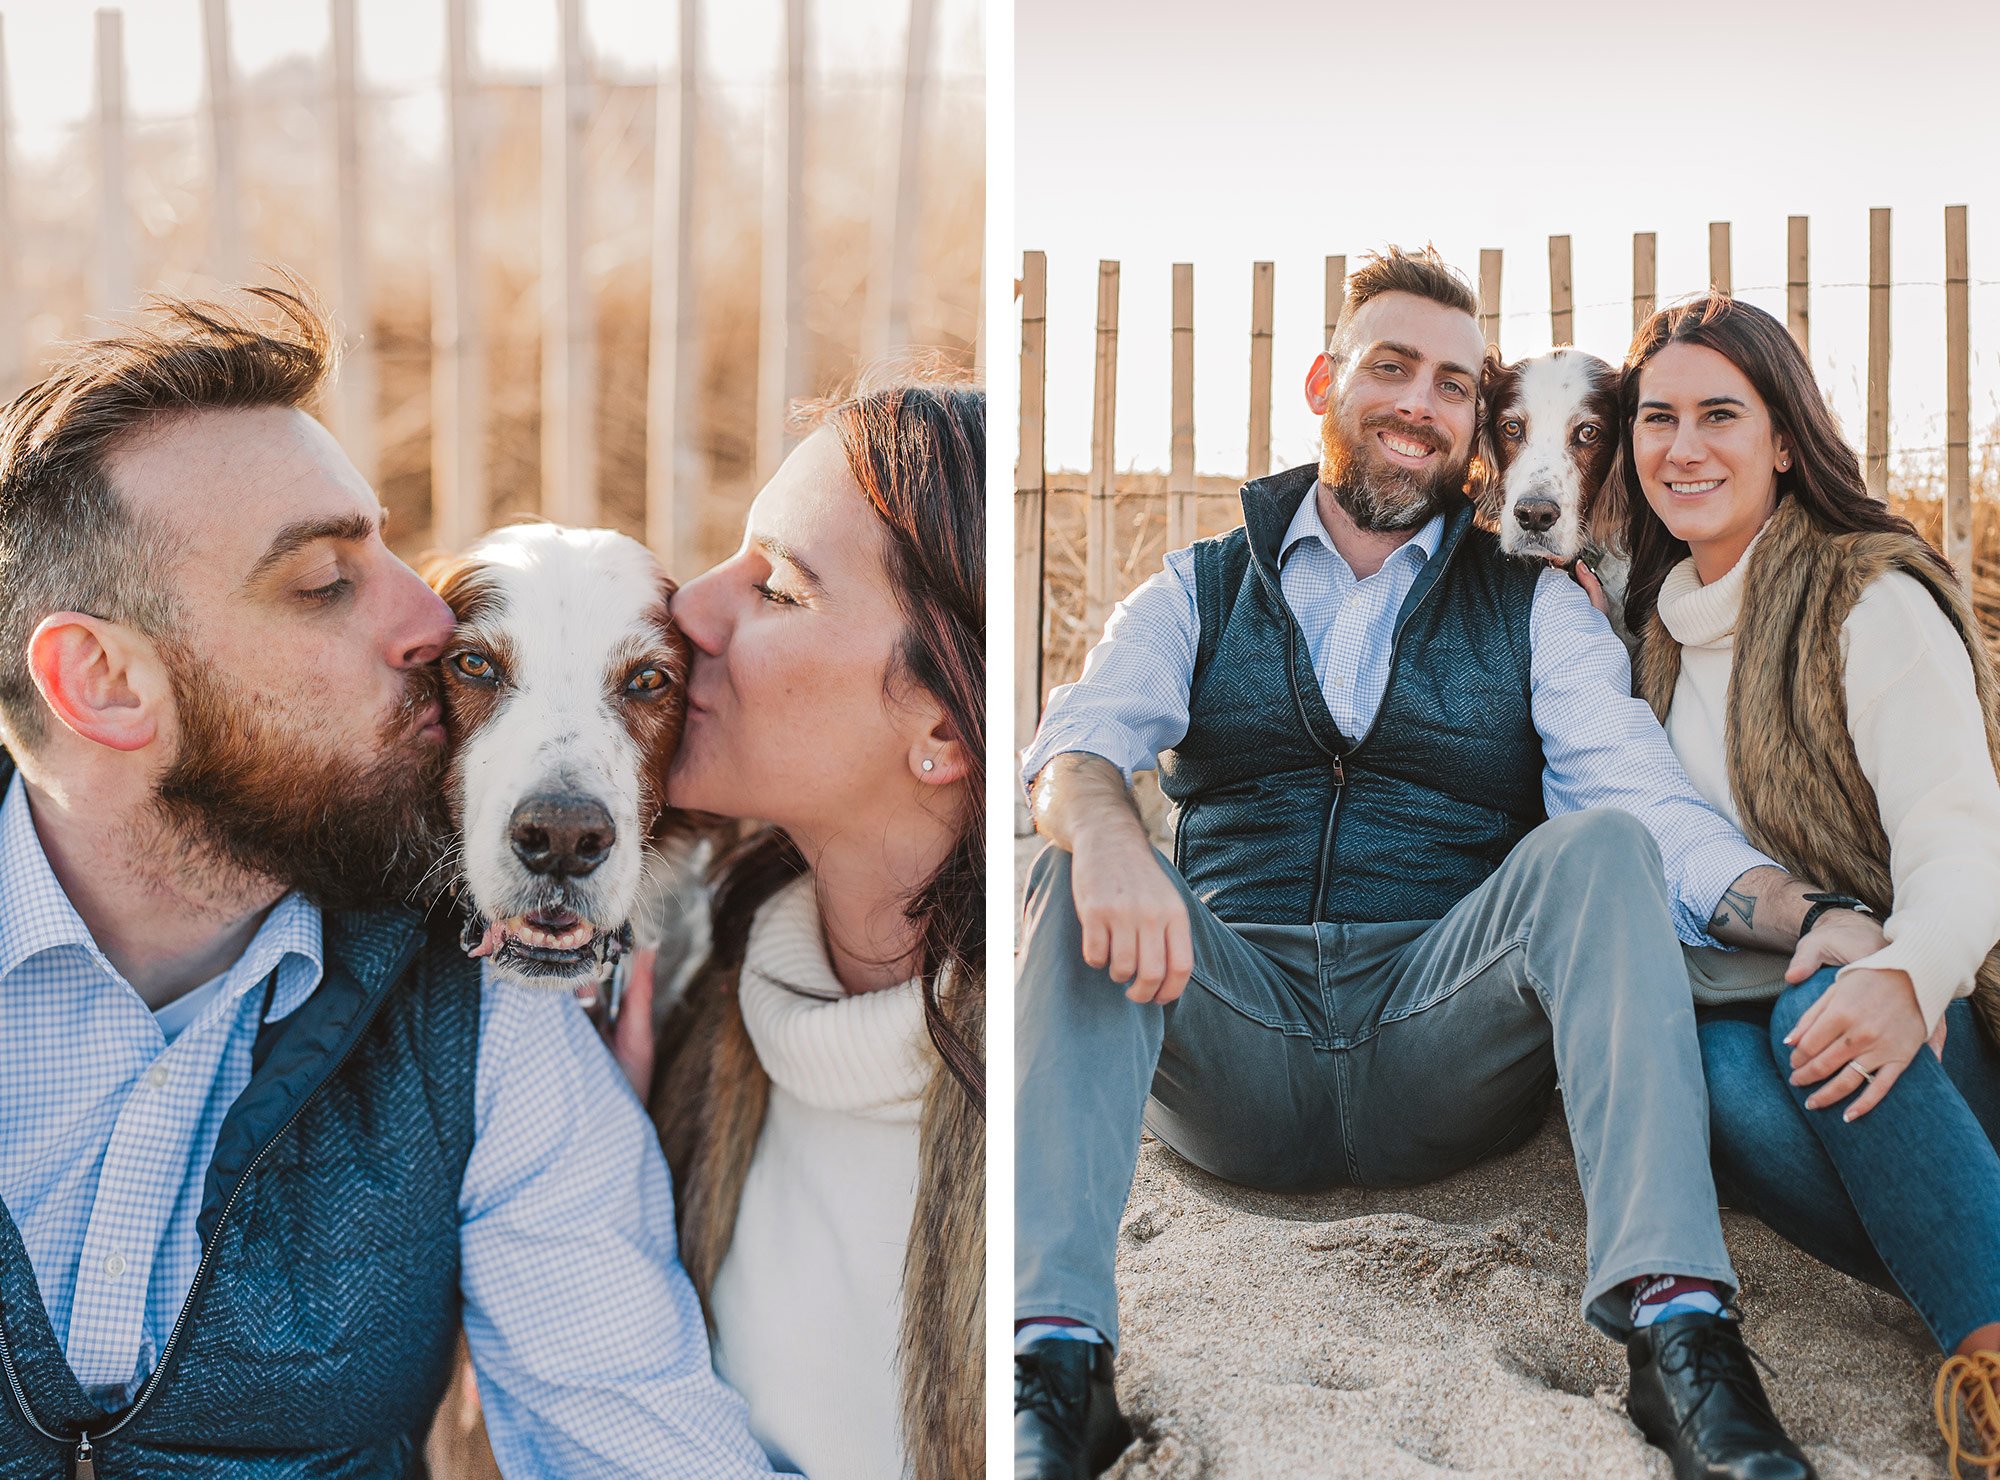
top-left (1700, 966), bottom-right (2000, 1351)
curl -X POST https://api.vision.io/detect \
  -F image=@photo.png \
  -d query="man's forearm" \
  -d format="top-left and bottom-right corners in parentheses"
top-left (1030, 752), bottom-right (1150, 856)
top-left (1705, 864), bottom-right (1820, 949)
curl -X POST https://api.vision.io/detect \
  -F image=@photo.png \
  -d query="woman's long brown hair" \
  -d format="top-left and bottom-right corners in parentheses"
top-left (706, 380), bottom-right (985, 1113)
top-left (1615, 294), bottom-right (1945, 635)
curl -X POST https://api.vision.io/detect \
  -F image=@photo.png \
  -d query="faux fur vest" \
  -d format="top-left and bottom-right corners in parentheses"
top-left (1635, 495), bottom-right (2000, 1044)
top-left (649, 884), bottom-right (985, 1480)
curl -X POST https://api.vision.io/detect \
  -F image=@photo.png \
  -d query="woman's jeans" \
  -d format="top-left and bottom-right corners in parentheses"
top-left (1701, 966), bottom-right (2000, 1351)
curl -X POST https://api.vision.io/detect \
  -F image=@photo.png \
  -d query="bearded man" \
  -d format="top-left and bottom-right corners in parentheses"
top-left (1014, 247), bottom-right (1863, 1480)
top-left (0, 288), bottom-right (783, 1476)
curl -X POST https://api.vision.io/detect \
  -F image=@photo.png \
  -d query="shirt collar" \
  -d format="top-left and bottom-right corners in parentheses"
top-left (1281, 483), bottom-right (1445, 576)
top-left (0, 771), bottom-right (324, 1022)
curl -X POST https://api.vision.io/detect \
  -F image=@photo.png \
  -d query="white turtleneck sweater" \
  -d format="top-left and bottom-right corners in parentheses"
top-left (706, 874), bottom-right (930, 1480)
top-left (1657, 532), bottom-right (2000, 1029)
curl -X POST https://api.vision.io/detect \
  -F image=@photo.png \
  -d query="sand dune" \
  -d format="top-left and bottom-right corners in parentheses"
top-left (1104, 1118), bottom-right (1949, 1479)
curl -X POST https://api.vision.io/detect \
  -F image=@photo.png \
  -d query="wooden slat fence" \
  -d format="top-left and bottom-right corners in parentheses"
top-left (1017, 209), bottom-right (1993, 813)
top-left (3, 0), bottom-right (978, 575)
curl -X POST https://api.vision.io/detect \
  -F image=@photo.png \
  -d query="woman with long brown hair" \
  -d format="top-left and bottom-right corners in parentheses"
top-left (1615, 294), bottom-right (2000, 1472)
top-left (611, 381), bottom-right (984, 1480)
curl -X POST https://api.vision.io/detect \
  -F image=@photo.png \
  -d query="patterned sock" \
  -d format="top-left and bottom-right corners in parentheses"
top-left (1629, 1274), bottom-right (1728, 1328)
top-left (1016, 1317), bottom-right (1106, 1352)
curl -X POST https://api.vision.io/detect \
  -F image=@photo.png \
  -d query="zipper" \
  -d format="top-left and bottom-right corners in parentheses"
top-left (1271, 519), bottom-right (1459, 915)
top-left (0, 933), bottom-right (422, 1474)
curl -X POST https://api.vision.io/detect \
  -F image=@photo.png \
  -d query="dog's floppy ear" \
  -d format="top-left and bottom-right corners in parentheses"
top-left (1583, 358), bottom-right (1633, 558)
top-left (1465, 344), bottom-right (1511, 528)
top-left (416, 549), bottom-right (499, 622)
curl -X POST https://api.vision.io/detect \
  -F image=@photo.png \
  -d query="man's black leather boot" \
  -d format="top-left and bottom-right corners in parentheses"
top-left (1014, 1336), bottom-right (1134, 1479)
top-left (1626, 1311), bottom-right (1817, 1480)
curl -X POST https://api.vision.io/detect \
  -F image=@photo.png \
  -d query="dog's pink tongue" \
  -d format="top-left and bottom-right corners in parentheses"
top-left (467, 919), bottom-right (507, 959)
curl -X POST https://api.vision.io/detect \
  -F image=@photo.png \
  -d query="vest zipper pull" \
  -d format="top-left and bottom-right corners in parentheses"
top-left (1330, 757), bottom-right (1346, 787)
top-left (72, 1436), bottom-right (96, 1479)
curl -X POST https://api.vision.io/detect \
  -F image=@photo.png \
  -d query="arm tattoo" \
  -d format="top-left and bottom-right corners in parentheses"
top-left (1707, 883), bottom-right (1757, 936)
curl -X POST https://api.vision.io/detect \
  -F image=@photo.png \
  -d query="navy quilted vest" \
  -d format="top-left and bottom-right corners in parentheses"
top-left (1156, 465), bottom-right (1546, 925)
top-left (0, 754), bottom-right (480, 1479)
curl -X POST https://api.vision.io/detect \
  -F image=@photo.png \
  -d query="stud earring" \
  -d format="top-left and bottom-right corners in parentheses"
top-left (921, 758), bottom-right (935, 773)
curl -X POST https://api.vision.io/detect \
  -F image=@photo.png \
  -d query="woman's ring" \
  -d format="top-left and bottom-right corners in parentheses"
top-left (1847, 1060), bottom-right (1876, 1085)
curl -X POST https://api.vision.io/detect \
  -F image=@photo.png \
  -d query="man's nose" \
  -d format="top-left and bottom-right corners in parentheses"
top-left (393, 566), bottom-right (456, 667)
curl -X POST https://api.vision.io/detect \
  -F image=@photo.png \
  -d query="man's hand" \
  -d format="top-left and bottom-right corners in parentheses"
top-left (1070, 825), bottom-right (1193, 1004)
top-left (1032, 752), bottom-right (1193, 1004)
top-left (1783, 908), bottom-right (1890, 982)
top-left (1783, 963), bottom-right (1927, 1121)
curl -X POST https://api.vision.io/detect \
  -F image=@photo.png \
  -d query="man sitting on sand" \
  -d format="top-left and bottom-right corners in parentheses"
top-left (0, 286), bottom-right (784, 1475)
top-left (1013, 246), bottom-right (1870, 1480)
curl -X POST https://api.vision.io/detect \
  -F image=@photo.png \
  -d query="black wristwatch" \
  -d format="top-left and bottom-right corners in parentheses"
top-left (1799, 892), bottom-right (1875, 937)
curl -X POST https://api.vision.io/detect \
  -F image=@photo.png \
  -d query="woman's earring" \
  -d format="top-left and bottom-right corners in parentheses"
top-left (921, 757), bottom-right (935, 773)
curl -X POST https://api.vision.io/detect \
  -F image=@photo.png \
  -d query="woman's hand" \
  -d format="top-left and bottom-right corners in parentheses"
top-left (576, 946), bottom-right (659, 1097)
top-left (1569, 560), bottom-right (1611, 617)
top-left (1784, 964), bottom-right (1928, 1120)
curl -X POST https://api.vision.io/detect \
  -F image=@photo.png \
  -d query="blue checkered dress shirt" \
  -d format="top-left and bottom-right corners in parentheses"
top-left (1022, 489), bottom-right (1775, 945)
top-left (0, 771), bottom-right (785, 1477)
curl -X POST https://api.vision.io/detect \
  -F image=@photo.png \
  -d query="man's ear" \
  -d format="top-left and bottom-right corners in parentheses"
top-left (27, 613), bottom-right (169, 753)
top-left (909, 718), bottom-right (971, 788)
top-left (1304, 353), bottom-right (1335, 416)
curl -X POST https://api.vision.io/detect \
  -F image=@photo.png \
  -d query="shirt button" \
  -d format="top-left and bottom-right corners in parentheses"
top-left (103, 1253), bottom-right (127, 1278)
top-left (145, 1065), bottom-right (169, 1089)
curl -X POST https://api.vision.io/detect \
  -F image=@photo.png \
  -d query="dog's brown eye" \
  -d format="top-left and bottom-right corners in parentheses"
top-left (1501, 419), bottom-right (1523, 440)
top-left (452, 651), bottom-right (498, 684)
top-left (1576, 424), bottom-right (1600, 444)
top-left (625, 667), bottom-right (667, 695)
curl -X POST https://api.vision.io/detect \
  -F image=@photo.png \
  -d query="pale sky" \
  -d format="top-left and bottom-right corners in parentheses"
top-left (1018, 0), bottom-right (2000, 479)
top-left (0, 0), bottom-right (984, 159)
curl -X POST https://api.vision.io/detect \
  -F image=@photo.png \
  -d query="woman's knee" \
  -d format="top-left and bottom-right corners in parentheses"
top-left (1769, 966), bottom-right (1841, 1050)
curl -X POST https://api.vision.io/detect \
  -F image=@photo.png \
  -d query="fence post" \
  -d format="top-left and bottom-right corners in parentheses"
top-left (865, 0), bottom-right (934, 361)
top-left (431, 0), bottom-right (486, 549)
top-left (1479, 248), bottom-right (1501, 351)
top-left (201, 0), bottom-right (241, 281)
top-left (1708, 221), bottom-right (1731, 295)
top-left (1865, 207), bottom-right (1890, 502)
top-left (1248, 261), bottom-right (1274, 480)
top-left (756, 0), bottom-right (808, 483)
top-left (1015, 253), bottom-right (1048, 834)
top-left (1548, 234), bottom-right (1572, 347)
top-left (1632, 231), bottom-right (1656, 334)
top-left (1086, 260), bottom-right (1120, 637)
top-left (1787, 215), bottom-right (1809, 354)
top-left (648, 0), bottom-right (701, 570)
top-left (0, 18), bottom-right (19, 397)
top-left (1169, 263), bottom-right (1196, 552)
top-left (1946, 204), bottom-right (1971, 581)
top-left (94, 8), bottom-right (130, 317)
top-left (1323, 253), bottom-right (1345, 351)
top-left (328, 0), bottom-right (376, 490)
top-left (542, 0), bottom-right (595, 525)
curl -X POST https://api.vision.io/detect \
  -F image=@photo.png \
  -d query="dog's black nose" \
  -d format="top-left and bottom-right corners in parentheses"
top-left (1514, 498), bottom-right (1560, 533)
top-left (508, 795), bottom-right (615, 878)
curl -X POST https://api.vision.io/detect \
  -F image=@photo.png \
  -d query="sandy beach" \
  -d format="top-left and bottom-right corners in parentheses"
top-left (1102, 1118), bottom-right (1949, 1479)
top-left (1015, 838), bottom-right (1956, 1480)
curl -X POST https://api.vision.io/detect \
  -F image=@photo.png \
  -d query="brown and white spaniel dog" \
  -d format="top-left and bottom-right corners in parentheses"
top-left (421, 524), bottom-right (690, 992)
top-left (1477, 347), bottom-right (1633, 640)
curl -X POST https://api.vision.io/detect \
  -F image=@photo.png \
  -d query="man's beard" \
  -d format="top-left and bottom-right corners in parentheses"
top-left (148, 644), bottom-right (449, 912)
top-left (1319, 409), bottom-right (1469, 532)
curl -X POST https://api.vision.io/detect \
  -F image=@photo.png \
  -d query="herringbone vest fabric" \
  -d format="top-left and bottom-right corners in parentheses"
top-left (0, 753), bottom-right (480, 1477)
top-left (1156, 466), bottom-right (1546, 925)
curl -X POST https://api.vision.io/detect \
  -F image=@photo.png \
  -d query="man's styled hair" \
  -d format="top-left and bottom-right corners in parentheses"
top-left (1331, 244), bottom-right (1478, 356)
top-left (0, 282), bottom-right (339, 752)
